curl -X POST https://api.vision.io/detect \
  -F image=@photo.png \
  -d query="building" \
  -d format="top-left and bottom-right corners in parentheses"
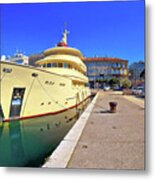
top-left (28, 54), bottom-right (129, 88)
top-left (29, 53), bottom-right (45, 66)
top-left (129, 61), bottom-right (145, 86)
top-left (83, 57), bottom-right (128, 88)
top-left (140, 69), bottom-right (145, 80)
top-left (1, 52), bottom-right (29, 65)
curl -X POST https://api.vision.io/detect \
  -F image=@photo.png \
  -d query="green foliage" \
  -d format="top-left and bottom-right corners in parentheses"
top-left (96, 78), bottom-right (103, 83)
top-left (104, 78), bottom-right (111, 84)
top-left (120, 78), bottom-right (131, 88)
top-left (109, 77), bottom-right (120, 87)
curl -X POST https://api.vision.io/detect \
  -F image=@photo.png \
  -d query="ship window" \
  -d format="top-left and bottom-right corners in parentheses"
top-left (64, 63), bottom-right (68, 68)
top-left (58, 63), bottom-right (63, 67)
top-left (47, 63), bottom-right (51, 67)
top-left (3, 68), bottom-right (12, 73)
top-left (52, 63), bottom-right (57, 67)
top-left (9, 88), bottom-right (25, 118)
top-left (59, 83), bottom-right (66, 86)
top-left (68, 64), bottom-right (72, 69)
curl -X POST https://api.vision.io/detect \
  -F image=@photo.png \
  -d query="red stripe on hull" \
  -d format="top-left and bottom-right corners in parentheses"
top-left (3, 95), bottom-right (91, 123)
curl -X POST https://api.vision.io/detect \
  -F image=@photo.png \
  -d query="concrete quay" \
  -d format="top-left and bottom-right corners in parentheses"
top-left (43, 91), bottom-right (145, 169)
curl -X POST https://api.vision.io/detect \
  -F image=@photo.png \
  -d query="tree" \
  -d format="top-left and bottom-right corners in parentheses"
top-left (120, 78), bottom-right (131, 89)
top-left (109, 77), bottom-right (120, 87)
top-left (104, 78), bottom-right (111, 84)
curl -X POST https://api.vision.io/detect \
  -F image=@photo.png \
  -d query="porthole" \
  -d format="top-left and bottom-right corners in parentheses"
top-left (49, 81), bottom-right (54, 85)
top-left (3, 68), bottom-right (12, 73)
top-left (60, 83), bottom-right (65, 86)
top-left (32, 73), bottom-right (38, 77)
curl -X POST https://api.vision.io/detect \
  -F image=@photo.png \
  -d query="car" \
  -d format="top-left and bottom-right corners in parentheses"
top-left (111, 84), bottom-right (123, 91)
top-left (113, 86), bottom-right (123, 91)
top-left (132, 86), bottom-right (144, 96)
top-left (103, 85), bottom-right (110, 91)
top-left (138, 86), bottom-right (145, 97)
top-left (141, 88), bottom-right (145, 97)
top-left (131, 86), bottom-right (137, 95)
top-left (135, 86), bottom-right (143, 95)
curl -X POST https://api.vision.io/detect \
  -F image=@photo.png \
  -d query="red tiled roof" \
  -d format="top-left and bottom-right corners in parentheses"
top-left (82, 57), bottom-right (128, 63)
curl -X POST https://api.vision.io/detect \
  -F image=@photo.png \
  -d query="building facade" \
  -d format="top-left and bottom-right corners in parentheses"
top-left (1, 52), bottom-right (29, 65)
top-left (83, 57), bottom-right (128, 88)
top-left (28, 54), bottom-right (129, 88)
top-left (129, 61), bottom-right (144, 80)
top-left (29, 53), bottom-right (45, 66)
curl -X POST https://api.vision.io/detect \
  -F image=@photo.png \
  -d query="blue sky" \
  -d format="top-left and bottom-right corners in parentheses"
top-left (0, 1), bottom-right (145, 64)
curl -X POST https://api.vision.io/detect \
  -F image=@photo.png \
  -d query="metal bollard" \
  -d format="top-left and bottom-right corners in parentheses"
top-left (109, 102), bottom-right (117, 113)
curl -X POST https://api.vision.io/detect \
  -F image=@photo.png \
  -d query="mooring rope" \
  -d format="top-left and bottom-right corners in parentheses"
top-left (36, 77), bottom-right (83, 114)
top-left (0, 73), bottom-right (6, 82)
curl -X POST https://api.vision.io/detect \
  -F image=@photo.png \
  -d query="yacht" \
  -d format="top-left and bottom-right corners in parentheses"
top-left (0, 29), bottom-right (91, 167)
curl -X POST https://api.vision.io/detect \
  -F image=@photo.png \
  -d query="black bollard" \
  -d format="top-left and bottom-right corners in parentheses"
top-left (109, 102), bottom-right (117, 113)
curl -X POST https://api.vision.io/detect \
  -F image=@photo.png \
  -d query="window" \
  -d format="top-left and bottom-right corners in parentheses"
top-left (58, 63), bottom-right (63, 67)
top-left (68, 64), bottom-right (71, 68)
top-left (113, 63), bottom-right (116, 68)
top-left (113, 69), bottom-right (116, 74)
top-left (52, 63), bottom-right (57, 67)
top-left (64, 63), bottom-right (68, 68)
top-left (118, 63), bottom-right (121, 68)
top-left (122, 64), bottom-right (126, 68)
top-left (47, 63), bottom-right (51, 67)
